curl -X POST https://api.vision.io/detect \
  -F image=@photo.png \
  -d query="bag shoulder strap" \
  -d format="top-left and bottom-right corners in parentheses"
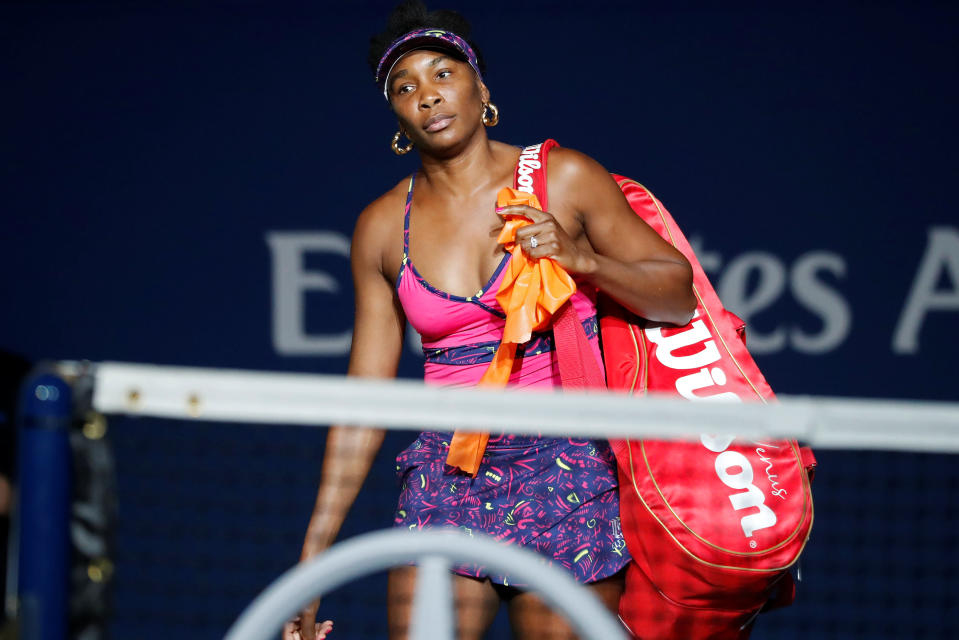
top-left (514, 140), bottom-right (605, 390)
top-left (514, 139), bottom-right (559, 207)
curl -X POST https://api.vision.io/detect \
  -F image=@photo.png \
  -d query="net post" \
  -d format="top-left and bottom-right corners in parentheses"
top-left (14, 370), bottom-right (73, 640)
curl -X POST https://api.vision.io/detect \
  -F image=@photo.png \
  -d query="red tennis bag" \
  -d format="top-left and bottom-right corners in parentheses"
top-left (516, 140), bottom-right (815, 640)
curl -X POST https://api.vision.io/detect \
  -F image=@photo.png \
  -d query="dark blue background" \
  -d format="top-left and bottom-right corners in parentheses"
top-left (2, 1), bottom-right (957, 638)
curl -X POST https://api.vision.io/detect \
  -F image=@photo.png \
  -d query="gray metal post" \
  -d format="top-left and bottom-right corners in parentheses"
top-left (410, 555), bottom-right (454, 640)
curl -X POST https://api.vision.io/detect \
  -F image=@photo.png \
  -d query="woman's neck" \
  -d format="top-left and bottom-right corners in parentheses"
top-left (418, 133), bottom-right (511, 201)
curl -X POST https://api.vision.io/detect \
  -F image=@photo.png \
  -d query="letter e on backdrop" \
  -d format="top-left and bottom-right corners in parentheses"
top-left (266, 231), bottom-right (352, 356)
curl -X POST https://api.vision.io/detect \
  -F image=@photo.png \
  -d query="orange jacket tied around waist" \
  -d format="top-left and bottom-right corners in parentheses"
top-left (444, 187), bottom-right (577, 476)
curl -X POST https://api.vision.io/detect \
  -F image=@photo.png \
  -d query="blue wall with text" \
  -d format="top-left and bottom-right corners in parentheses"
top-left (2, 1), bottom-right (957, 638)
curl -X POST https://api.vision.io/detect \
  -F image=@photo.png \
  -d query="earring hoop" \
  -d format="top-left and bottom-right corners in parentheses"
top-left (392, 130), bottom-right (414, 155)
top-left (482, 102), bottom-right (499, 127)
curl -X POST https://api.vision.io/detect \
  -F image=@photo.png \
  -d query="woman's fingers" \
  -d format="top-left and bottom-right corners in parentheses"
top-left (515, 222), bottom-right (566, 257)
top-left (316, 620), bottom-right (334, 638)
top-left (525, 235), bottom-right (557, 258)
top-left (497, 205), bottom-right (592, 270)
top-left (282, 620), bottom-right (300, 640)
top-left (495, 204), bottom-right (552, 224)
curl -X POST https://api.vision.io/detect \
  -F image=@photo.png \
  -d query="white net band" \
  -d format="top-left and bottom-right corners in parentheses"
top-left (90, 361), bottom-right (959, 453)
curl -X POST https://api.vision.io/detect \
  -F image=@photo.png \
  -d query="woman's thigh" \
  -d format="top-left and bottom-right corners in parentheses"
top-left (506, 569), bottom-right (626, 640)
top-left (387, 567), bottom-right (501, 640)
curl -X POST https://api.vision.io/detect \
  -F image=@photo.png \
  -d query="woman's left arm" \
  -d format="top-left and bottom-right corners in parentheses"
top-left (509, 148), bottom-right (697, 325)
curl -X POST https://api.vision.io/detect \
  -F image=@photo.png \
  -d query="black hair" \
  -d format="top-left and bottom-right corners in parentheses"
top-left (367, 0), bottom-right (486, 78)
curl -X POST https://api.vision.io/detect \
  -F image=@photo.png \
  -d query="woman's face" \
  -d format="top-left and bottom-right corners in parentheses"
top-left (386, 49), bottom-right (488, 152)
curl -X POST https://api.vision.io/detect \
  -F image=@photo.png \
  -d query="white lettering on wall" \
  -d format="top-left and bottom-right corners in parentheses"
top-left (717, 252), bottom-right (788, 353)
top-left (266, 231), bottom-right (352, 356)
top-left (892, 226), bottom-right (959, 354)
top-left (696, 238), bottom-right (850, 355)
top-left (789, 251), bottom-right (852, 354)
top-left (261, 225), bottom-right (952, 360)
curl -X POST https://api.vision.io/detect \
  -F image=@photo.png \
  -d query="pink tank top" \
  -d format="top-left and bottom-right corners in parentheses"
top-left (396, 174), bottom-right (603, 388)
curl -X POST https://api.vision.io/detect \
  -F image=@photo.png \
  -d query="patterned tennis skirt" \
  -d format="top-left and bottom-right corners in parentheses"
top-left (392, 431), bottom-right (630, 586)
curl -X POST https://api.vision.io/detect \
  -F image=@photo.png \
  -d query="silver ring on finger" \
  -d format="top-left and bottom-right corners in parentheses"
top-left (530, 236), bottom-right (539, 249)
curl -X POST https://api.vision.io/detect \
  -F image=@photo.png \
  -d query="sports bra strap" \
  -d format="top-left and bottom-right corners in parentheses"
top-left (402, 174), bottom-right (415, 259)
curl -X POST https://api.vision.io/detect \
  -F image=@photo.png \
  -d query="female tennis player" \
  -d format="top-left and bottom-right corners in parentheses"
top-left (286, 2), bottom-right (695, 638)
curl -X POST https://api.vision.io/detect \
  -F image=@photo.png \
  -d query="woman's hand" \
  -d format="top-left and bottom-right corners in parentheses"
top-left (283, 614), bottom-right (333, 640)
top-left (508, 147), bottom-right (696, 326)
top-left (497, 205), bottom-right (598, 276)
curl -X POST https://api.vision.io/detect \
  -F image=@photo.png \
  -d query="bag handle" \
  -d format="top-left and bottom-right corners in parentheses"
top-left (514, 141), bottom-right (605, 390)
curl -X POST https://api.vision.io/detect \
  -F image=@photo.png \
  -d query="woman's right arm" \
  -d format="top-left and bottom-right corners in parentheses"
top-left (288, 201), bottom-right (406, 639)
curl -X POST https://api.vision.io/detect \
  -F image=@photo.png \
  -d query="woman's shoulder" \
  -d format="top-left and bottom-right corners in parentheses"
top-left (353, 175), bottom-right (413, 240)
top-left (541, 145), bottom-right (623, 215)
top-left (547, 145), bottom-right (611, 185)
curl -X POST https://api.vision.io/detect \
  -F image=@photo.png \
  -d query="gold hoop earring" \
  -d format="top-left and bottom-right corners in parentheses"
top-left (482, 102), bottom-right (499, 127)
top-left (392, 130), bottom-right (414, 155)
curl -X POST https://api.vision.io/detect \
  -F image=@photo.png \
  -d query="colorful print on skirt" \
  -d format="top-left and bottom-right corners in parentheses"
top-left (393, 431), bottom-right (630, 585)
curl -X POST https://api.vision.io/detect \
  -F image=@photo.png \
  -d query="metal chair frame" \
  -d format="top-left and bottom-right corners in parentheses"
top-left (225, 529), bottom-right (628, 640)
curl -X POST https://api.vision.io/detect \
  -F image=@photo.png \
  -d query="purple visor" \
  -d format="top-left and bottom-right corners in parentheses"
top-left (375, 28), bottom-right (483, 100)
